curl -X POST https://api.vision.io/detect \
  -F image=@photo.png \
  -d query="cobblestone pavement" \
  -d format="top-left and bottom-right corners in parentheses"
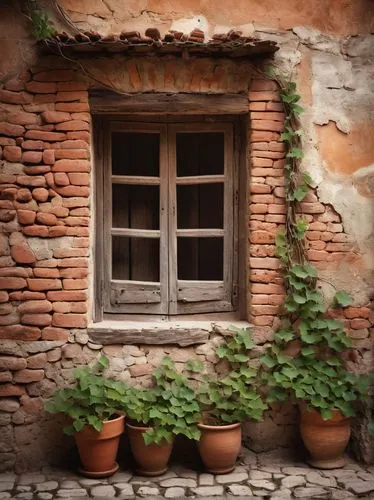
top-left (1, 448), bottom-right (374, 499)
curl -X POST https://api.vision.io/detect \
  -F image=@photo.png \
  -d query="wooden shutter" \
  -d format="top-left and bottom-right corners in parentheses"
top-left (168, 123), bottom-right (237, 314)
top-left (103, 122), bottom-right (169, 314)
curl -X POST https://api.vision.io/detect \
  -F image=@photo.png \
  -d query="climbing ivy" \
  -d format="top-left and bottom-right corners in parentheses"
top-left (260, 70), bottom-right (368, 419)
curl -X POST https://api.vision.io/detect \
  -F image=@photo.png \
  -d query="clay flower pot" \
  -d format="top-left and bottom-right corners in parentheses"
top-left (74, 414), bottom-right (125, 478)
top-left (127, 422), bottom-right (173, 476)
top-left (197, 422), bottom-right (241, 474)
top-left (299, 403), bottom-right (351, 469)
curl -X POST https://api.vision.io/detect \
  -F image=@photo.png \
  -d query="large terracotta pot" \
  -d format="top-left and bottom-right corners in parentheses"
top-left (74, 414), bottom-right (125, 478)
top-left (127, 423), bottom-right (173, 476)
top-left (299, 403), bottom-right (351, 469)
top-left (197, 422), bottom-right (241, 474)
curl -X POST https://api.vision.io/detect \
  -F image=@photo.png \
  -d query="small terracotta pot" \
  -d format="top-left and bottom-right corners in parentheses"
top-left (74, 414), bottom-right (125, 478)
top-left (127, 423), bottom-right (173, 476)
top-left (299, 403), bottom-right (351, 469)
top-left (197, 422), bottom-right (241, 474)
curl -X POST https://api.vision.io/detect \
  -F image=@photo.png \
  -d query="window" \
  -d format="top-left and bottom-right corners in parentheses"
top-left (96, 120), bottom-right (242, 318)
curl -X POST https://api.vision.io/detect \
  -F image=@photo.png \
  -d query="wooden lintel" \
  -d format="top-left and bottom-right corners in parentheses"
top-left (90, 92), bottom-right (249, 115)
top-left (88, 327), bottom-right (210, 346)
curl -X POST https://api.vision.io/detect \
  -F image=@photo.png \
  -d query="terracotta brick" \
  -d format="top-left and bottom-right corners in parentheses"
top-left (22, 151), bottom-right (43, 164)
top-left (0, 121), bottom-right (25, 137)
top-left (59, 268), bottom-right (88, 278)
top-left (10, 245), bottom-right (36, 265)
top-left (0, 384), bottom-right (25, 397)
top-left (31, 188), bottom-right (48, 203)
top-left (307, 249), bottom-right (329, 261)
top-left (268, 294), bottom-right (284, 305)
top-left (0, 356), bottom-right (27, 370)
top-left (18, 300), bottom-right (52, 314)
top-left (250, 204), bottom-right (268, 214)
top-left (251, 111), bottom-right (285, 122)
top-left (0, 277), bottom-right (26, 290)
top-left (251, 304), bottom-right (279, 315)
top-left (42, 326), bottom-right (69, 340)
top-left (321, 232), bottom-right (334, 242)
top-left (47, 290), bottom-right (86, 301)
top-left (71, 112), bottom-right (90, 122)
top-left (0, 324), bottom-right (41, 340)
top-left (7, 111), bottom-right (39, 127)
top-left (252, 150), bottom-right (285, 160)
top-left (11, 290), bottom-right (46, 300)
top-left (252, 315), bottom-right (274, 326)
top-left (249, 102), bottom-right (267, 111)
top-left (350, 318), bottom-right (370, 329)
top-left (17, 210), bottom-right (36, 225)
top-left (250, 231), bottom-right (275, 244)
top-left (250, 79), bottom-right (279, 91)
top-left (56, 139), bottom-right (88, 150)
top-left (250, 130), bottom-right (280, 142)
top-left (56, 103), bottom-right (89, 113)
top-left (27, 279), bottom-right (62, 291)
top-left (251, 283), bottom-right (284, 294)
top-left (268, 204), bottom-right (287, 214)
top-left (25, 80), bottom-right (56, 93)
top-left (308, 241), bottom-right (326, 250)
top-left (62, 278), bottom-right (88, 290)
top-left (52, 159), bottom-right (90, 173)
top-left (21, 313), bottom-right (52, 327)
top-left (52, 312), bottom-right (87, 328)
top-left (42, 149), bottom-right (55, 165)
top-left (33, 268), bottom-right (60, 278)
top-left (248, 91), bottom-right (280, 102)
top-left (53, 248), bottom-right (87, 258)
top-left (62, 197), bottom-right (89, 208)
top-left (57, 81), bottom-right (89, 91)
top-left (58, 257), bottom-right (88, 268)
top-left (326, 222), bottom-right (343, 233)
top-left (326, 243), bottom-right (353, 252)
top-left (64, 216), bottom-right (89, 227)
top-left (251, 294), bottom-right (269, 305)
top-left (129, 364), bottom-right (153, 377)
top-left (3, 145), bottom-right (22, 162)
top-left (0, 89), bottom-right (32, 104)
top-left (345, 307), bottom-right (370, 319)
top-left (269, 141), bottom-right (286, 152)
top-left (23, 165), bottom-right (50, 176)
top-left (300, 202), bottom-right (325, 214)
top-left (25, 130), bottom-right (66, 141)
top-left (252, 157), bottom-right (273, 167)
top-left (55, 186), bottom-right (89, 197)
top-left (0, 291), bottom-right (9, 303)
top-left (249, 257), bottom-right (280, 270)
top-left (48, 226), bottom-right (68, 237)
top-left (55, 149), bottom-right (89, 160)
top-left (72, 237), bottom-right (89, 248)
top-left (252, 120), bottom-right (284, 132)
top-left (69, 207), bottom-right (89, 216)
top-left (36, 212), bottom-right (58, 226)
top-left (22, 225), bottom-right (49, 237)
top-left (14, 369), bottom-right (45, 383)
top-left (42, 111), bottom-right (71, 124)
top-left (55, 120), bottom-right (89, 132)
top-left (251, 270), bottom-right (281, 283)
top-left (0, 372), bottom-right (12, 382)
top-left (34, 70), bottom-right (78, 82)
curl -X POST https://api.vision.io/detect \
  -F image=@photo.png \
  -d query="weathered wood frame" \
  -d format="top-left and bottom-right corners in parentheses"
top-left (93, 108), bottom-right (248, 323)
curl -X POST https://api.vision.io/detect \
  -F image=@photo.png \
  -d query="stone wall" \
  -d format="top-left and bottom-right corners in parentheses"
top-left (0, 0), bottom-right (373, 471)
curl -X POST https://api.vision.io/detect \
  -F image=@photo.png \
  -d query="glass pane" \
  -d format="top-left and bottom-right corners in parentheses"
top-left (176, 132), bottom-right (224, 177)
top-left (112, 132), bottom-right (159, 176)
top-left (177, 184), bottom-right (223, 229)
top-left (112, 236), bottom-right (159, 281)
top-left (178, 238), bottom-right (223, 280)
top-left (112, 184), bottom-right (159, 230)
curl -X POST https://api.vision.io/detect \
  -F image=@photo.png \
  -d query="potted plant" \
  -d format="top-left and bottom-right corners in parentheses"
top-left (45, 355), bottom-right (129, 477)
top-left (125, 356), bottom-right (200, 476)
top-left (195, 328), bottom-right (268, 474)
top-left (260, 255), bottom-right (369, 469)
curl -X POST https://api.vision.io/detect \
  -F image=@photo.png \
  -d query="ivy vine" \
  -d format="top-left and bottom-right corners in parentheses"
top-left (259, 69), bottom-right (368, 419)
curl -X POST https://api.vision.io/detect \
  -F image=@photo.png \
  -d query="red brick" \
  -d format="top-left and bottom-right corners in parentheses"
top-left (0, 372), bottom-right (12, 382)
top-left (62, 197), bottom-right (89, 208)
top-left (56, 103), bottom-right (89, 113)
top-left (252, 120), bottom-right (284, 132)
top-left (0, 291), bottom-right (9, 303)
top-left (36, 212), bottom-right (58, 226)
top-left (25, 81), bottom-right (57, 93)
top-left (0, 277), bottom-right (26, 290)
top-left (249, 257), bottom-right (280, 270)
top-left (266, 102), bottom-right (284, 111)
top-left (27, 279), bottom-right (62, 291)
top-left (10, 245), bottom-right (36, 265)
top-left (26, 353), bottom-right (47, 369)
top-left (252, 150), bottom-right (285, 160)
top-left (14, 369), bottom-right (45, 383)
top-left (300, 202), bottom-right (325, 214)
top-left (250, 131), bottom-right (280, 142)
top-left (69, 207), bottom-right (89, 216)
top-left (11, 290), bottom-right (46, 300)
top-left (250, 79), bottom-right (279, 91)
top-left (252, 157), bottom-right (273, 167)
top-left (32, 187), bottom-right (49, 203)
top-left (249, 102), bottom-right (267, 111)
top-left (55, 186), bottom-right (89, 197)
top-left (0, 324), bottom-right (41, 340)
top-left (62, 278), bottom-right (87, 290)
top-left (42, 326), bottom-right (70, 340)
top-left (48, 226), bottom-right (68, 237)
top-left (71, 112), bottom-right (90, 122)
top-left (3, 146), bottom-right (22, 162)
top-left (55, 120), bottom-right (89, 132)
top-left (22, 225), bottom-right (49, 237)
top-left (59, 268), bottom-right (88, 278)
top-left (21, 140), bottom-right (43, 151)
top-left (18, 300), bottom-right (52, 314)
top-left (251, 112), bottom-right (285, 122)
top-left (21, 313), bottom-right (52, 327)
top-left (251, 304), bottom-right (279, 315)
top-left (56, 91), bottom-right (88, 102)
top-left (0, 356), bottom-right (27, 370)
top-left (55, 149), bottom-right (89, 160)
top-left (57, 81), bottom-right (89, 91)
top-left (8, 111), bottom-right (39, 126)
top-left (251, 294), bottom-right (269, 305)
top-left (307, 250), bottom-right (329, 261)
top-left (0, 384), bottom-right (25, 397)
top-left (268, 204), bottom-right (287, 214)
top-left (23, 165), bottom-right (50, 175)
top-left (251, 283), bottom-right (284, 294)
top-left (250, 231), bottom-right (275, 244)
top-left (33, 267), bottom-right (60, 278)
top-left (25, 130), bottom-right (66, 141)
top-left (248, 91), bottom-right (280, 102)
top-left (22, 151), bottom-right (43, 164)
top-left (47, 290), bottom-right (87, 301)
top-left (345, 307), bottom-right (370, 319)
top-left (52, 159), bottom-right (90, 173)
top-left (269, 294), bottom-right (284, 305)
top-left (252, 315), bottom-right (274, 326)
top-left (58, 257), bottom-right (88, 268)
top-left (42, 149), bottom-right (55, 165)
top-left (72, 238), bottom-right (89, 248)
top-left (17, 210), bottom-right (36, 225)
top-left (0, 89), bottom-right (32, 104)
top-left (52, 312), bottom-right (87, 328)
top-left (17, 175), bottom-right (45, 187)
top-left (34, 70), bottom-right (78, 82)
top-left (0, 121), bottom-right (25, 137)
top-left (350, 318), bottom-right (370, 329)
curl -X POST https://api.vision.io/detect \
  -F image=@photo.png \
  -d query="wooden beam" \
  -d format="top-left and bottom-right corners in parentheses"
top-left (90, 92), bottom-right (249, 115)
top-left (88, 327), bottom-right (209, 346)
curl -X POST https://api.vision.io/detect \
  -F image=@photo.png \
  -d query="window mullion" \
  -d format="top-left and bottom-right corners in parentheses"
top-left (159, 125), bottom-right (169, 314)
top-left (167, 126), bottom-right (178, 314)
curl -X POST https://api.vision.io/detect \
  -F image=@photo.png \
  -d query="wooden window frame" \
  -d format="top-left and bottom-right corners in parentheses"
top-left (93, 114), bottom-right (248, 322)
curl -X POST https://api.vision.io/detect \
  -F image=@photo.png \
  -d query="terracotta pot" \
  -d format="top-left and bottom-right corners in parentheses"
top-left (197, 422), bottom-right (241, 474)
top-left (127, 423), bottom-right (173, 476)
top-left (74, 414), bottom-right (125, 478)
top-left (299, 403), bottom-right (351, 469)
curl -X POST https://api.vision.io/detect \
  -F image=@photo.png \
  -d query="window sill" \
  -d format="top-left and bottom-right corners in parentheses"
top-left (87, 319), bottom-right (251, 346)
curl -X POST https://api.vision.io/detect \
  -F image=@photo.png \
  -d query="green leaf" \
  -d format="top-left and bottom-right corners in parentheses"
top-left (98, 355), bottom-right (109, 369)
top-left (286, 148), bottom-right (304, 160)
top-left (261, 354), bottom-right (276, 368)
top-left (303, 172), bottom-right (313, 186)
top-left (292, 184), bottom-right (308, 202)
top-left (333, 291), bottom-right (353, 308)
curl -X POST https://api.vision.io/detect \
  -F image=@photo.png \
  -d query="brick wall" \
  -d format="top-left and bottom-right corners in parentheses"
top-left (0, 61), bottom-right (372, 470)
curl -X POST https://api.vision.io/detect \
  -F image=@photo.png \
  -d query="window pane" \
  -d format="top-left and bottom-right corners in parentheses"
top-left (112, 184), bottom-right (159, 230)
top-left (177, 183), bottom-right (223, 229)
top-left (178, 238), bottom-right (223, 280)
top-left (176, 132), bottom-right (224, 176)
top-left (112, 132), bottom-right (159, 176)
top-left (112, 236), bottom-right (159, 281)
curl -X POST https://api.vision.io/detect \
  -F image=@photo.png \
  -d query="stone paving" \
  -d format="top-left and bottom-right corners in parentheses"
top-left (1, 448), bottom-right (374, 499)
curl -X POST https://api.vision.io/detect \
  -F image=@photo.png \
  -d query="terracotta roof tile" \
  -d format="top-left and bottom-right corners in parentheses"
top-left (41, 28), bottom-right (278, 58)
